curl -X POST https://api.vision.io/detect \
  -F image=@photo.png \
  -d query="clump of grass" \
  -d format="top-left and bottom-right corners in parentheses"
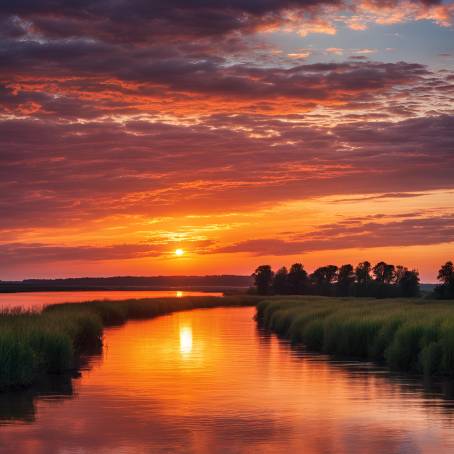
top-left (0, 330), bottom-right (35, 388)
top-left (0, 309), bottom-right (103, 389)
top-left (0, 295), bottom-right (259, 390)
top-left (256, 296), bottom-right (454, 376)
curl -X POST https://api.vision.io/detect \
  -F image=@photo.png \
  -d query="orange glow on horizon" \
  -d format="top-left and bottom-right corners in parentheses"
top-left (4, 189), bottom-right (452, 283)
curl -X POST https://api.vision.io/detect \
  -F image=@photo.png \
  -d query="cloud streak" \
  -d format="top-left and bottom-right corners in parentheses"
top-left (215, 214), bottom-right (454, 255)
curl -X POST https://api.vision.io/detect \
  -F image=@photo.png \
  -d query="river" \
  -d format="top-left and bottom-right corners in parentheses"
top-left (1, 307), bottom-right (454, 453)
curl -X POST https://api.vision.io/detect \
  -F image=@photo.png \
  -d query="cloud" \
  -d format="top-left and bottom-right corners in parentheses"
top-left (1, 0), bottom-right (453, 122)
top-left (288, 50), bottom-right (312, 59)
top-left (0, 238), bottom-right (214, 267)
top-left (326, 47), bottom-right (344, 55)
top-left (0, 243), bottom-right (162, 264)
top-left (1, 1), bottom-right (452, 44)
top-left (214, 213), bottom-right (454, 256)
top-left (0, 113), bottom-right (453, 232)
top-left (329, 192), bottom-right (428, 204)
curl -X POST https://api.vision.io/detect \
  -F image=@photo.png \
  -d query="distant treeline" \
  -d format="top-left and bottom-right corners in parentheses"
top-left (252, 261), bottom-right (454, 299)
top-left (0, 275), bottom-right (253, 293)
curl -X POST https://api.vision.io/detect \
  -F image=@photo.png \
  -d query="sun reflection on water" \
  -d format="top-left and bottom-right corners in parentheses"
top-left (179, 326), bottom-right (193, 356)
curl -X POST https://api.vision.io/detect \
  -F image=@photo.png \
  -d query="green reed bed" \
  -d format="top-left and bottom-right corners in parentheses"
top-left (0, 295), bottom-right (259, 390)
top-left (256, 296), bottom-right (454, 375)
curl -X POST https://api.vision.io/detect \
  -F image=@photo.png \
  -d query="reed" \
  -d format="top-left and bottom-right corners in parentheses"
top-left (256, 296), bottom-right (454, 375)
top-left (0, 295), bottom-right (258, 390)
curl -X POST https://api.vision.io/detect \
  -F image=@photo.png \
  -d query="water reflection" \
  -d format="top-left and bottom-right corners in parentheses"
top-left (1, 307), bottom-right (454, 453)
top-left (179, 325), bottom-right (193, 356)
top-left (0, 374), bottom-right (74, 425)
top-left (0, 351), bottom-right (102, 426)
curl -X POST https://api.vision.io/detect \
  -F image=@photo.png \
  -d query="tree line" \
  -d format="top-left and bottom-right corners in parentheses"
top-left (252, 261), bottom-right (454, 299)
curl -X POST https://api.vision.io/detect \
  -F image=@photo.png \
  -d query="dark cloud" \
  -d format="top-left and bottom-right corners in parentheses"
top-left (0, 243), bottom-right (162, 264)
top-left (0, 1), bottom-right (339, 42)
top-left (0, 41), bottom-right (432, 103)
top-left (215, 213), bottom-right (454, 255)
top-left (329, 193), bottom-right (428, 204)
top-left (0, 0), bottom-right (452, 124)
top-left (0, 0), bottom-right (448, 43)
top-left (0, 113), bottom-right (453, 230)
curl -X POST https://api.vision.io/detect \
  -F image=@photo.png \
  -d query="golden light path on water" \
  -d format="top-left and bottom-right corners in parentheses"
top-left (1, 307), bottom-right (454, 453)
top-left (179, 325), bottom-right (193, 356)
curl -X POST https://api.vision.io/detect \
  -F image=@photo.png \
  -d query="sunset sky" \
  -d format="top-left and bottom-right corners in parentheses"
top-left (1, 0), bottom-right (454, 281)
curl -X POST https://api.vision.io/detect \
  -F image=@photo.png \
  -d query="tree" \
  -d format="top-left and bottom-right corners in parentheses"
top-left (273, 267), bottom-right (289, 294)
top-left (395, 265), bottom-right (406, 283)
top-left (355, 261), bottom-right (372, 285)
top-left (310, 265), bottom-right (338, 295)
top-left (337, 264), bottom-right (355, 296)
top-left (287, 263), bottom-right (308, 294)
top-left (436, 261), bottom-right (454, 298)
top-left (372, 261), bottom-right (396, 284)
top-left (396, 267), bottom-right (420, 297)
top-left (324, 265), bottom-right (339, 284)
top-left (252, 265), bottom-right (274, 295)
top-left (354, 261), bottom-right (373, 296)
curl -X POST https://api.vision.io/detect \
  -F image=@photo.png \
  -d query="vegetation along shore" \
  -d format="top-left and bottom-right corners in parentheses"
top-left (256, 296), bottom-right (454, 376)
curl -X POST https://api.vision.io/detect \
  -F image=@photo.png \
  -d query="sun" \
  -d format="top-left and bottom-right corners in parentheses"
top-left (175, 248), bottom-right (185, 257)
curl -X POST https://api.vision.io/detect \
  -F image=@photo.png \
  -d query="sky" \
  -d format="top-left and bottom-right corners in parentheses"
top-left (1, 0), bottom-right (454, 282)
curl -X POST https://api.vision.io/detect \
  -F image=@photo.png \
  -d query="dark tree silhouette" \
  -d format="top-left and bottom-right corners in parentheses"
top-left (252, 265), bottom-right (274, 295)
top-left (372, 262), bottom-right (396, 298)
top-left (310, 265), bottom-right (338, 295)
top-left (287, 263), bottom-right (308, 294)
top-left (355, 261), bottom-right (372, 284)
top-left (372, 261), bottom-right (396, 284)
top-left (337, 264), bottom-right (355, 296)
top-left (273, 266), bottom-right (289, 294)
top-left (436, 261), bottom-right (454, 299)
top-left (395, 266), bottom-right (420, 297)
top-left (354, 261), bottom-right (374, 296)
top-left (250, 260), bottom-right (441, 299)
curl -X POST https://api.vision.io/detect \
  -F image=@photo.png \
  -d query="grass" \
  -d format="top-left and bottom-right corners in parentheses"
top-left (256, 296), bottom-right (454, 376)
top-left (0, 295), bottom-right (259, 390)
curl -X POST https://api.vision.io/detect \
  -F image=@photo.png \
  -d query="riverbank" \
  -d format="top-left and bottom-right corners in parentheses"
top-left (256, 296), bottom-right (454, 375)
top-left (0, 296), bottom-right (259, 390)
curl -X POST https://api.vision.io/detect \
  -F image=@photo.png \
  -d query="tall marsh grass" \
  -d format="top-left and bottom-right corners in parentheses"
top-left (0, 295), bottom-right (258, 390)
top-left (256, 296), bottom-right (454, 375)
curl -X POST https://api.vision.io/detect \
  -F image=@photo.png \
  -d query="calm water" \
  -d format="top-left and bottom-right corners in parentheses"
top-left (2, 307), bottom-right (454, 453)
top-left (0, 290), bottom-right (223, 310)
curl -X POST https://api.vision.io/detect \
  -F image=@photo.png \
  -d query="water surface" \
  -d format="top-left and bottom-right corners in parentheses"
top-left (1, 307), bottom-right (454, 453)
top-left (0, 290), bottom-right (222, 310)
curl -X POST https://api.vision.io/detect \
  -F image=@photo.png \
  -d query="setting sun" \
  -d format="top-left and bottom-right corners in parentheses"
top-left (175, 248), bottom-right (185, 257)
